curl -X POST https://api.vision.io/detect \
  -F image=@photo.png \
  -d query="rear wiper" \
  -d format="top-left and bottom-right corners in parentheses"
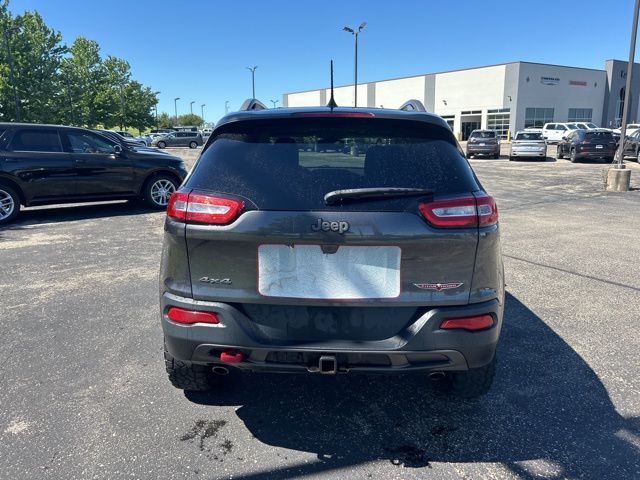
top-left (324, 187), bottom-right (434, 205)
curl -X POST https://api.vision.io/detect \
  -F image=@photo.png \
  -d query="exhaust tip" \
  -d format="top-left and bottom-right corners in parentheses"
top-left (212, 366), bottom-right (230, 376)
top-left (428, 371), bottom-right (446, 381)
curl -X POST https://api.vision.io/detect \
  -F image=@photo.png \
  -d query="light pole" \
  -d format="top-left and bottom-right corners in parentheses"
top-left (3, 26), bottom-right (21, 121)
top-left (343, 22), bottom-right (366, 107)
top-left (201, 104), bottom-right (206, 123)
top-left (174, 97), bottom-right (180, 126)
top-left (190, 100), bottom-right (195, 114)
top-left (225, 100), bottom-right (230, 114)
top-left (246, 66), bottom-right (258, 98)
top-left (270, 99), bottom-right (279, 109)
top-left (618, 0), bottom-right (640, 168)
top-left (153, 91), bottom-right (160, 131)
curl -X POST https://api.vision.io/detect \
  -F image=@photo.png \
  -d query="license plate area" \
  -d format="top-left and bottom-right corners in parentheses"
top-left (596, 144), bottom-right (603, 149)
top-left (258, 245), bottom-right (401, 299)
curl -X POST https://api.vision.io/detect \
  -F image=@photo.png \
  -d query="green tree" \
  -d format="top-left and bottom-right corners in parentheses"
top-left (177, 113), bottom-right (203, 126)
top-left (0, 3), bottom-right (66, 123)
top-left (156, 112), bottom-right (171, 128)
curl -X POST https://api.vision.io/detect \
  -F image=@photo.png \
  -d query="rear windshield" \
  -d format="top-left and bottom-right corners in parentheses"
top-left (585, 131), bottom-right (613, 140)
top-left (187, 118), bottom-right (479, 211)
top-left (515, 132), bottom-right (543, 141)
top-left (469, 131), bottom-right (495, 139)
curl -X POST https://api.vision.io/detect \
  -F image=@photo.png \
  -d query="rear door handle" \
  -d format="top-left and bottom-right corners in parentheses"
top-left (76, 159), bottom-right (87, 164)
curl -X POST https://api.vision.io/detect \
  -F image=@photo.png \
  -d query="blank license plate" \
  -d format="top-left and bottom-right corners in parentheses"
top-left (258, 245), bottom-right (401, 299)
top-left (479, 143), bottom-right (486, 146)
top-left (596, 145), bottom-right (603, 149)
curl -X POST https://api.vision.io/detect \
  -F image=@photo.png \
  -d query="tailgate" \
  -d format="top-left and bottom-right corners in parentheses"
top-left (187, 209), bottom-right (478, 306)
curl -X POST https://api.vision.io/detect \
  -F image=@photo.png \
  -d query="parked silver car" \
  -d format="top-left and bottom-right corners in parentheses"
top-left (152, 131), bottom-right (204, 149)
top-left (509, 131), bottom-right (547, 160)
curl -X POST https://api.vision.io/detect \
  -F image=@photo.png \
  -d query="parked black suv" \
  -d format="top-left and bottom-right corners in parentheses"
top-left (160, 106), bottom-right (504, 398)
top-left (0, 123), bottom-right (188, 225)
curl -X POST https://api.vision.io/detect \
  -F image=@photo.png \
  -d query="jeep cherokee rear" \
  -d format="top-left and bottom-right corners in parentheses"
top-left (160, 107), bottom-right (504, 398)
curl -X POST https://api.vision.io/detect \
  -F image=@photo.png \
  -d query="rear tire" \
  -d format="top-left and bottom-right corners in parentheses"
top-left (164, 345), bottom-right (214, 391)
top-left (508, 155), bottom-right (515, 161)
top-left (465, 152), bottom-right (472, 159)
top-left (189, 141), bottom-right (197, 149)
top-left (556, 147), bottom-right (563, 159)
top-left (493, 152), bottom-right (500, 159)
top-left (446, 355), bottom-right (496, 399)
top-left (143, 174), bottom-right (178, 209)
top-left (0, 183), bottom-right (20, 225)
top-left (157, 141), bottom-right (166, 149)
top-left (570, 148), bottom-right (578, 163)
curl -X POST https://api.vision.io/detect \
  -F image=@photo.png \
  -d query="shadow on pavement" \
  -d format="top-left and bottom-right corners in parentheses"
top-left (185, 292), bottom-right (639, 479)
top-left (0, 200), bottom-right (156, 232)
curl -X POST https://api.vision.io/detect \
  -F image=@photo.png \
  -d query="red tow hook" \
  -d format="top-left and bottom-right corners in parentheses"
top-left (220, 350), bottom-right (244, 364)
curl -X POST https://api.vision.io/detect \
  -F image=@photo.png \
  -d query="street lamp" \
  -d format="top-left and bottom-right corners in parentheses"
top-left (246, 66), bottom-right (258, 98)
top-left (153, 91), bottom-right (161, 131)
top-left (225, 100), bottom-right (230, 114)
top-left (270, 99), bottom-right (279, 109)
top-left (2, 25), bottom-right (21, 121)
top-left (201, 104), bottom-right (206, 122)
top-left (343, 22), bottom-right (366, 107)
top-left (174, 97), bottom-right (180, 125)
top-left (190, 100), bottom-right (195, 114)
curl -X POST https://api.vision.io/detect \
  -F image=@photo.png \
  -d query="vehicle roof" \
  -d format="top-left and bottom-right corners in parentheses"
top-left (0, 122), bottom-right (92, 130)
top-left (213, 106), bottom-right (451, 132)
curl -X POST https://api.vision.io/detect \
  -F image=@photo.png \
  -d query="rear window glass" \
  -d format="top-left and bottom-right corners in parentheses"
top-left (515, 132), bottom-right (543, 140)
top-left (9, 129), bottom-right (62, 152)
top-left (187, 118), bottom-right (479, 211)
top-left (469, 131), bottom-right (495, 139)
top-left (585, 132), bottom-right (613, 140)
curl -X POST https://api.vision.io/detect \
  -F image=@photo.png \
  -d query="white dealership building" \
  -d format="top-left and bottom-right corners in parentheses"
top-left (283, 60), bottom-right (640, 140)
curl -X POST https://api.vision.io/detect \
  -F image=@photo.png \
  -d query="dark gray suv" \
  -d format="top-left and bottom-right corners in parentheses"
top-left (160, 106), bottom-right (504, 398)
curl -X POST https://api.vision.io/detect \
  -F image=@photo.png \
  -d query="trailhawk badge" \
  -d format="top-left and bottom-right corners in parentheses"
top-left (414, 282), bottom-right (463, 291)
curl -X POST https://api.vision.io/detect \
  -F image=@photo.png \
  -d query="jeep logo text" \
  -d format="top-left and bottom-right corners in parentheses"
top-left (311, 218), bottom-right (350, 234)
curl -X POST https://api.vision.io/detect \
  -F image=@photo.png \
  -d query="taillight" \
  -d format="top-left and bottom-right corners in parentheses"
top-left (419, 197), bottom-right (478, 227)
top-left (418, 194), bottom-right (498, 228)
top-left (475, 194), bottom-right (498, 227)
top-left (167, 191), bottom-right (244, 225)
top-left (167, 307), bottom-right (220, 325)
top-left (440, 314), bottom-right (494, 331)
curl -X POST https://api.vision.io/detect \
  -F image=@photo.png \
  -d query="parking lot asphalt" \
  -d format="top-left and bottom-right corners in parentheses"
top-left (1, 146), bottom-right (639, 480)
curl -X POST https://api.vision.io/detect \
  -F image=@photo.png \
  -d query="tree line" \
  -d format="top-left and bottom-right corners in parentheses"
top-left (0, 0), bottom-right (158, 131)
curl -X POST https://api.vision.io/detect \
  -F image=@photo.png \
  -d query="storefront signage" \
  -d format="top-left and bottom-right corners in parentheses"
top-left (569, 80), bottom-right (587, 86)
top-left (540, 76), bottom-right (560, 85)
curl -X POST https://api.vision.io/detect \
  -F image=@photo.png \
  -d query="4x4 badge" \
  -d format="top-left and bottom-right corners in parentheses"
top-left (414, 282), bottom-right (463, 291)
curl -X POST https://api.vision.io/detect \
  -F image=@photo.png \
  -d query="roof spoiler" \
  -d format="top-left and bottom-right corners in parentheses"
top-left (239, 98), bottom-right (267, 111)
top-left (399, 99), bottom-right (427, 112)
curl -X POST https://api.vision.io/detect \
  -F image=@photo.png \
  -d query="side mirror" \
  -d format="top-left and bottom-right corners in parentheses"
top-left (113, 144), bottom-right (123, 155)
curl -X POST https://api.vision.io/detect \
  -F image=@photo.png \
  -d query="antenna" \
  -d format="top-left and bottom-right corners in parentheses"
top-left (327, 60), bottom-right (338, 108)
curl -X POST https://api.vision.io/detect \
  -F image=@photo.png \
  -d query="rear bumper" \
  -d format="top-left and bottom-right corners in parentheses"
top-left (510, 147), bottom-right (546, 157)
top-left (161, 293), bottom-right (503, 372)
top-left (575, 149), bottom-right (615, 159)
top-left (467, 144), bottom-right (500, 155)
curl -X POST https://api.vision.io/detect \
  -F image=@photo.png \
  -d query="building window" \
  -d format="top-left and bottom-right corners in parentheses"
top-left (487, 108), bottom-right (510, 139)
top-left (441, 115), bottom-right (454, 131)
top-left (461, 110), bottom-right (481, 115)
top-left (568, 108), bottom-right (593, 122)
top-left (525, 107), bottom-right (554, 128)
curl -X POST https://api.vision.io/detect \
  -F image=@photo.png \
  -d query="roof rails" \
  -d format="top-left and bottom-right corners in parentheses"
top-left (399, 99), bottom-right (427, 112)
top-left (239, 98), bottom-right (267, 111)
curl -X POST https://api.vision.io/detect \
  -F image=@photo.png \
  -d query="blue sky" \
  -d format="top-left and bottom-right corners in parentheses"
top-left (11, 0), bottom-right (639, 123)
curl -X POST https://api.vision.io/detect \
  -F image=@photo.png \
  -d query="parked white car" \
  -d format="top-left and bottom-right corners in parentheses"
top-left (574, 122), bottom-right (600, 130)
top-left (613, 123), bottom-right (640, 137)
top-left (541, 123), bottom-right (580, 143)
